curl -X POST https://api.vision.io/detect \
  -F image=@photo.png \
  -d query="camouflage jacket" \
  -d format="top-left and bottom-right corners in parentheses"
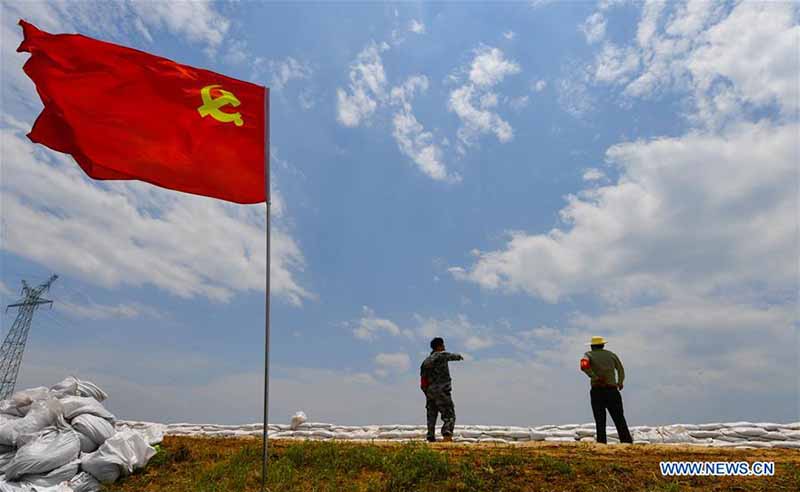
top-left (420, 351), bottom-right (463, 390)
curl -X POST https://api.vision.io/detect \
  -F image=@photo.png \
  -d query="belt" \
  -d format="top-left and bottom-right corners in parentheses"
top-left (591, 384), bottom-right (618, 389)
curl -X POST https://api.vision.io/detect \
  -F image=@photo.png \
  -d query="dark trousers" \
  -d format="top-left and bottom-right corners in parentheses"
top-left (425, 387), bottom-right (456, 440)
top-left (590, 387), bottom-right (633, 444)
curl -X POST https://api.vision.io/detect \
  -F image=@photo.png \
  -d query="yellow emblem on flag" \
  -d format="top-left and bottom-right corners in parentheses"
top-left (197, 84), bottom-right (244, 126)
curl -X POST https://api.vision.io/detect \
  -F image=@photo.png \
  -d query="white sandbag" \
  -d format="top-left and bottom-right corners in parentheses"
top-left (696, 423), bottom-right (724, 430)
top-left (58, 398), bottom-right (114, 423)
top-left (22, 459), bottom-right (79, 488)
top-left (688, 431), bottom-right (721, 439)
top-left (80, 429), bottom-right (155, 484)
top-left (71, 415), bottom-right (114, 447)
top-left (290, 411), bottom-right (307, 430)
top-left (458, 430), bottom-right (483, 439)
top-left (133, 424), bottom-right (165, 446)
top-left (0, 416), bottom-right (21, 429)
top-left (0, 404), bottom-right (26, 418)
top-left (0, 450), bottom-right (15, 472)
top-left (528, 430), bottom-right (547, 441)
top-left (0, 386), bottom-right (51, 417)
top-left (75, 430), bottom-right (98, 454)
top-left (4, 428), bottom-right (80, 480)
top-left (0, 400), bottom-right (65, 447)
top-left (69, 472), bottom-right (101, 492)
top-left (50, 377), bottom-right (107, 403)
top-left (10, 388), bottom-right (52, 417)
top-left (544, 430), bottom-right (577, 439)
top-left (80, 451), bottom-right (121, 484)
top-left (0, 482), bottom-right (30, 492)
top-left (730, 427), bottom-right (767, 438)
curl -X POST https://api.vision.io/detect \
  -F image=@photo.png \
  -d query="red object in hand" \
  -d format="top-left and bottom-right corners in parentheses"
top-left (420, 376), bottom-right (429, 390)
top-left (17, 20), bottom-right (267, 204)
top-left (580, 358), bottom-right (590, 370)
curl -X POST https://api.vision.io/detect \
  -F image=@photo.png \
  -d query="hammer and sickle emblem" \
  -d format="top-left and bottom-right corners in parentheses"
top-left (197, 84), bottom-right (244, 126)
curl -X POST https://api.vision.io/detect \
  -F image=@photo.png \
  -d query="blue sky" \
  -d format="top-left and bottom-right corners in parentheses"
top-left (0, 1), bottom-right (797, 426)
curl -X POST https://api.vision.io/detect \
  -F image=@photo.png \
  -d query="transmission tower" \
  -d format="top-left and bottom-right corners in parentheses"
top-left (0, 274), bottom-right (57, 400)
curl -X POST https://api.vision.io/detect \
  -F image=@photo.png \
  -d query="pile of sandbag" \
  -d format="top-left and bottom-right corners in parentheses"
top-left (0, 377), bottom-right (160, 492)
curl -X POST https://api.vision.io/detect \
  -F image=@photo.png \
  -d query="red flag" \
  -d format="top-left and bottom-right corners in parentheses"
top-left (17, 20), bottom-right (268, 204)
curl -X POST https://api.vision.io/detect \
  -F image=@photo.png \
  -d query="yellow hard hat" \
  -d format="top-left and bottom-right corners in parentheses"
top-left (588, 336), bottom-right (607, 345)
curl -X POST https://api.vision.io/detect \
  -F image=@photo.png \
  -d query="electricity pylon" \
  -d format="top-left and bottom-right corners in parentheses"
top-left (0, 274), bottom-right (57, 400)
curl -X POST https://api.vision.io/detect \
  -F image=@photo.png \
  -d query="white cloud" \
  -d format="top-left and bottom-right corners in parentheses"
top-left (389, 75), bottom-right (428, 105)
top-left (447, 47), bottom-right (522, 149)
top-left (580, 12), bottom-right (607, 44)
top-left (451, 120), bottom-right (797, 305)
top-left (686, 2), bottom-right (799, 122)
top-left (338, 44), bottom-right (455, 181)
top-left (375, 352), bottom-right (411, 373)
top-left (132, 17), bottom-right (152, 43)
top-left (128, 0), bottom-right (230, 53)
top-left (224, 39), bottom-right (249, 65)
top-left (268, 57), bottom-right (313, 91)
top-left (352, 306), bottom-right (405, 341)
top-left (414, 314), bottom-right (496, 352)
top-left (450, 85), bottom-right (514, 147)
top-left (468, 46), bottom-right (521, 87)
top-left (408, 19), bottom-right (425, 34)
top-left (593, 43), bottom-right (640, 84)
top-left (391, 76), bottom-right (456, 182)
top-left (340, 43), bottom-right (521, 173)
top-left (349, 308), bottom-right (498, 353)
top-left (532, 80), bottom-right (547, 92)
top-left (589, 1), bottom-right (799, 126)
top-left (336, 41), bottom-right (389, 127)
top-left (0, 127), bottom-right (312, 306)
top-left (556, 66), bottom-right (594, 118)
top-left (503, 31), bottom-right (515, 40)
top-left (393, 108), bottom-right (453, 183)
top-left (581, 168), bottom-right (605, 181)
top-left (57, 301), bottom-right (162, 320)
top-left (479, 92), bottom-right (499, 109)
top-left (636, 0), bottom-right (665, 47)
top-left (337, 87), bottom-right (377, 127)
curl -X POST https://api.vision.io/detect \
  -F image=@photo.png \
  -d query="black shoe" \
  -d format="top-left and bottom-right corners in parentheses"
top-left (426, 437), bottom-right (436, 443)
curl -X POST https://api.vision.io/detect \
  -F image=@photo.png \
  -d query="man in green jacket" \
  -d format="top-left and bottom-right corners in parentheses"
top-left (580, 336), bottom-right (633, 444)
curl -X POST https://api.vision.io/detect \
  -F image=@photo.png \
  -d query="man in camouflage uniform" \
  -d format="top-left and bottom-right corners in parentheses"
top-left (420, 337), bottom-right (463, 442)
top-left (580, 336), bottom-right (633, 444)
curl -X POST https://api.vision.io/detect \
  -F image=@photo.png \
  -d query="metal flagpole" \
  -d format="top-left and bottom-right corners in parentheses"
top-left (261, 87), bottom-right (271, 492)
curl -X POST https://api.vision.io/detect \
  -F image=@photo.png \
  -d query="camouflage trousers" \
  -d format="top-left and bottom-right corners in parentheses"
top-left (425, 385), bottom-right (456, 440)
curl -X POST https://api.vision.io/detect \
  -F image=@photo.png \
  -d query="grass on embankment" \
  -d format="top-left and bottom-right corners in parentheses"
top-left (104, 436), bottom-right (800, 492)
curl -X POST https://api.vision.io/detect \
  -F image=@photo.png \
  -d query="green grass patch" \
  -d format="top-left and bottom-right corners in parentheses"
top-left (537, 455), bottom-right (574, 477)
top-left (108, 437), bottom-right (800, 492)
